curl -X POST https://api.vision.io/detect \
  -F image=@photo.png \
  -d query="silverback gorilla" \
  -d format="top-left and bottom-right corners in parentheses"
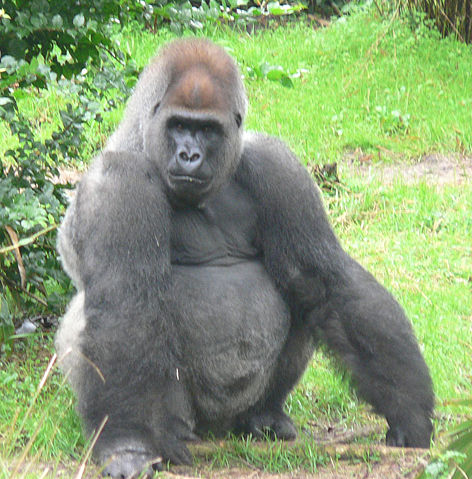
top-left (56, 38), bottom-right (434, 478)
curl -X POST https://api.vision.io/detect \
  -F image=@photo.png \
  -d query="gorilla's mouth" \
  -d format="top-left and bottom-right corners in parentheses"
top-left (168, 174), bottom-right (212, 200)
top-left (169, 174), bottom-right (208, 186)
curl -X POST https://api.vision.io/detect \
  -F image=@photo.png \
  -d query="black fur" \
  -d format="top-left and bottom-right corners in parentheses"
top-left (56, 38), bottom-right (434, 479)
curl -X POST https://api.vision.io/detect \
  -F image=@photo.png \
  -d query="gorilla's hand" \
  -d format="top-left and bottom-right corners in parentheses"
top-left (101, 435), bottom-right (192, 478)
top-left (386, 411), bottom-right (433, 448)
top-left (102, 449), bottom-right (157, 478)
top-left (155, 434), bottom-right (193, 466)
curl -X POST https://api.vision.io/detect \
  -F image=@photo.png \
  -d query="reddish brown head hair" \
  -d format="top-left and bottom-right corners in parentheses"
top-left (157, 38), bottom-right (246, 117)
top-left (106, 38), bottom-right (247, 153)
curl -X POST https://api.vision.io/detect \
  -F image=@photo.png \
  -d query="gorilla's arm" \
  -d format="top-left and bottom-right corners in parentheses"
top-left (236, 133), bottom-right (348, 302)
top-left (70, 152), bottom-right (171, 297)
top-left (236, 133), bottom-right (434, 448)
top-left (59, 152), bottom-right (192, 470)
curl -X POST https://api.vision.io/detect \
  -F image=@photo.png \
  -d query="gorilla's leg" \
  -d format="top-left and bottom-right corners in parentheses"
top-left (312, 261), bottom-right (434, 448)
top-left (235, 273), bottom-right (326, 440)
top-left (236, 323), bottom-right (315, 440)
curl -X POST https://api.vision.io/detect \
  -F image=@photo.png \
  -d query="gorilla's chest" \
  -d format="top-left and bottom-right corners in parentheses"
top-left (170, 181), bottom-right (260, 265)
top-left (169, 182), bottom-right (290, 416)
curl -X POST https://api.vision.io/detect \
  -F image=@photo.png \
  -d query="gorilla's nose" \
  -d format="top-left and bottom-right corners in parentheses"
top-left (177, 149), bottom-right (203, 175)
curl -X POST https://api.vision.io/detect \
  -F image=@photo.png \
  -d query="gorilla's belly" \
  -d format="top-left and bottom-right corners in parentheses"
top-left (171, 260), bottom-right (290, 420)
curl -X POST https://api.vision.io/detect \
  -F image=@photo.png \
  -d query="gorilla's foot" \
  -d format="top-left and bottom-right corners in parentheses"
top-left (238, 409), bottom-right (297, 440)
top-left (155, 434), bottom-right (193, 466)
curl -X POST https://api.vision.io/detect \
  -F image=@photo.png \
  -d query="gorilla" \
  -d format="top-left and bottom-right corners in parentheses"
top-left (56, 38), bottom-right (434, 478)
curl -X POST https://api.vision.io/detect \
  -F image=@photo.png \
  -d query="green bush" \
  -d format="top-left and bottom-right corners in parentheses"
top-left (0, 0), bottom-right (140, 352)
top-left (417, 399), bottom-right (472, 479)
top-left (0, 0), bottom-right (313, 353)
top-left (403, 0), bottom-right (472, 43)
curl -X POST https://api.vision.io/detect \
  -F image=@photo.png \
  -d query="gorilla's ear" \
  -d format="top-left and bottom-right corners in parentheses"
top-left (235, 113), bottom-right (242, 128)
top-left (152, 101), bottom-right (161, 116)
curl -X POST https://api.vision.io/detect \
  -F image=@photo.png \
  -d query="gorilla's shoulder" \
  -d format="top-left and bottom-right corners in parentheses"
top-left (239, 131), bottom-right (308, 181)
top-left (83, 151), bottom-right (162, 191)
top-left (242, 131), bottom-right (289, 154)
top-left (101, 151), bottom-right (160, 180)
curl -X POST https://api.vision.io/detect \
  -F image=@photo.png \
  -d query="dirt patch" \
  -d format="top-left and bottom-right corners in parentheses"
top-left (342, 152), bottom-right (472, 185)
top-left (165, 441), bottom-right (429, 479)
top-left (9, 434), bottom-right (430, 479)
top-left (163, 419), bottom-right (429, 479)
top-left (169, 459), bottom-right (425, 479)
top-left (58, 153), bottom-right (472, 190)
top-left (55, 167), bottom-right (84, 185)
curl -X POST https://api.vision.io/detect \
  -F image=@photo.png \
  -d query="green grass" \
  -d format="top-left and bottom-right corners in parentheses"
top-left (2, 176), bottom-right (470, 476)
top-left (237, 18), bottom-right (472, 161)
top-left (0, 335), bottom-right (84, 478)
top-left (109, 11), bottom-right (472, 163)
top-left (1, 3), bottom-right (472, 477)
top-left (317, 177), bottom-right (472, 402)
top-left (2, 6), bottom-right (472, 163)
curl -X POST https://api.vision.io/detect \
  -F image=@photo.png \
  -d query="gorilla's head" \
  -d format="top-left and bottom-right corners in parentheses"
top-left (143, 39), bottom-right (247, 206)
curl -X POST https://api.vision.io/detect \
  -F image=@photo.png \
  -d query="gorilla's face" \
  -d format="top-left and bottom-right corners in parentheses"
top-left (143, 64), bottom-right (244, 207)
top-left (145, 106), bottom-right (242, 207)
top-left (164, 114), bottom-right (225, 204)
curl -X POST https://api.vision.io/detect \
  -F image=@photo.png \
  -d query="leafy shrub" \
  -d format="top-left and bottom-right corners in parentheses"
top-left (402, 0), bottom-right (472, 44)
top-left (142, 0), bottom-right (306, 34)
top-left (417, 398), bottom-right (472, 479)
top-left (0, 0), bottom-right (139, 352)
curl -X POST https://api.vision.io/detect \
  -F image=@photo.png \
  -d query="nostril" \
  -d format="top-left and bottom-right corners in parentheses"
top-left (176, 148), bottom-right (202, 174)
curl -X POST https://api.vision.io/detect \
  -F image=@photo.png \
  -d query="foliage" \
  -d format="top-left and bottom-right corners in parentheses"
top-left (402, 0), bottom-right (472, 44)
top-left (143, 0), bottom-right (306, 35)
top-left (245, 61), bottom-right (308, 87)
top-left (0, 0), bottom-right (139, 353)
top-left (417, 399), bottom-right (472, 479)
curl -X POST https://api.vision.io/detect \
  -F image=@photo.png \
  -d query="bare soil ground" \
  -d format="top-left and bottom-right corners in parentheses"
top-left (166, 440), bottom-right (430, 479)
top-left (14, 437), bottom-right (430, 479)
top-left (59, 152), bottom-right (472, 187)
top-left (342, 152), bottom-right (472, 185)
top-left (169, 458), bottom-right (425, 479)
top-left (13, 409), bottom-right (431, 478)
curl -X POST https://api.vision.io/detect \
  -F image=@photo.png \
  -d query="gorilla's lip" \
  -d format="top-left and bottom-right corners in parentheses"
top-left (169, 174), bottom-right (209, 187)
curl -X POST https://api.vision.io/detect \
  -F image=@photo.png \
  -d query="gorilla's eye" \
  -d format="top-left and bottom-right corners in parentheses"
top-left (176, 122), bottom-right (184, 131)
top-left (235, 113), bottom-right (242, 128)
top-left (152, 102), bottom-right (161, 116)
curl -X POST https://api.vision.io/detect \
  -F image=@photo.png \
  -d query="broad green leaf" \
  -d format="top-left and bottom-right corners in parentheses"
top-left (73, 13), bottom-right (85, 28)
